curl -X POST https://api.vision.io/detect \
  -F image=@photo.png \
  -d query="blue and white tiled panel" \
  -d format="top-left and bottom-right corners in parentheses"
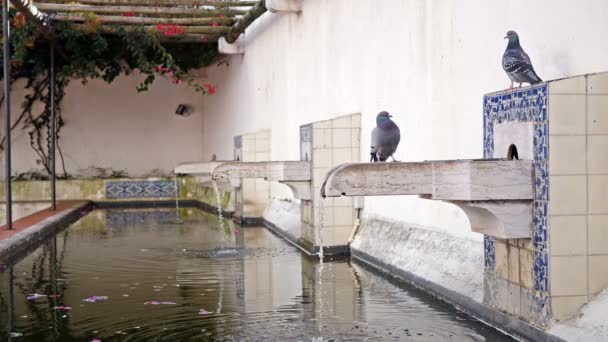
top-left (483, 84), bottom-right (549, 293)
top-left (105, 180), bottom-right (178, 199)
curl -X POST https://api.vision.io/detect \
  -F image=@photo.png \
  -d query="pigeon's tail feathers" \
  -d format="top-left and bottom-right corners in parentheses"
top-left (526, 69), bottom-right (542, 84)
top-left (371, 127), bottom-right (380, 152)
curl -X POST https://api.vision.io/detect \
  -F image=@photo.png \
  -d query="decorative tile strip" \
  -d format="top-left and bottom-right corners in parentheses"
top-left (105, 180), bottom-right (178, 199)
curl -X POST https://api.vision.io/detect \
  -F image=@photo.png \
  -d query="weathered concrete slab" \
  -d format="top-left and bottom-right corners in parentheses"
top-left (321, 159), bottom-right (534, 239)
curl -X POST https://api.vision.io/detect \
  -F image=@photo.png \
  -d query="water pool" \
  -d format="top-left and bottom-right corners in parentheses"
top-left (0, 208), bottom-right (513, 341)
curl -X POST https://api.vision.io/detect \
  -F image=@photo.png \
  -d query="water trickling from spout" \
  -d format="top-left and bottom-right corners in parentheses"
top-left (318, 198), bottom-right (327, 264)
top-left (211, 180), bottom-right (225, 232)
top-left (174, 175), bottom-right (180, 222)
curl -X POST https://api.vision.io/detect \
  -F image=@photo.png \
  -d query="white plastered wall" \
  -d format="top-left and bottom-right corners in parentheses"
top-left (0, 73), bottom-right (205, 178)
top-left (200, 0), bottom-right (608, 236)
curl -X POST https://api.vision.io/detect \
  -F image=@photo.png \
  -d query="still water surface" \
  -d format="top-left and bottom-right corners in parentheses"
top-left (0, 208), bottom-right (513, 341)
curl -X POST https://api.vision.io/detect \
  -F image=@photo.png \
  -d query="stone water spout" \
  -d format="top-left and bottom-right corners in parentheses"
top-left (320, 159), bottom-right (534, 239)
top-left (212, 161), bottom-right (312, 199)
top-left (174, 161), bottom-right (233, 189)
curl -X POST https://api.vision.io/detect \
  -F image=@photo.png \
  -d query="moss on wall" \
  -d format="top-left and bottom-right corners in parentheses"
top-left (178, 176), bottom-right (232, 210)
top-left (0, 177), bottom-right (231, 210)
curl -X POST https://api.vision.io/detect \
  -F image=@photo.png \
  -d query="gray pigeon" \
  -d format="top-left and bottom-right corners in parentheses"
top-left (502, 31), bottom-right (542, 87)
top-left (370, 111), bottom-right (400, 162)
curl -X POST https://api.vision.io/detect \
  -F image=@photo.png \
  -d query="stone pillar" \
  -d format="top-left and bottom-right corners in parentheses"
top-left (482, 71), bottom-right (608, 326)
top-left (300, 113), bottom-right (361, 255)
top-left (232, 129), bottom-right (271, 224)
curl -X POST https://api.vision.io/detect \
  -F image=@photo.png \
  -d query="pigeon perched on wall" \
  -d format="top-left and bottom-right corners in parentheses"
top-left (502, 31), bottom-right (542, 87)
top-left (370, 111), bottom-right (401, 162)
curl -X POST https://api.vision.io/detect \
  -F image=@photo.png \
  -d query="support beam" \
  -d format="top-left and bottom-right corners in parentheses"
top-left (2, 0), bottom-right (12, 229)
top-left (50, 42), bottom-right (56, 211)
top-left (54, 13), bottom-right (237, 25)
top-left (36, 3), bottom-right (248, 17)
top-left (224, 0), bottom-right (266, 44)
top-left (157, 33), bottom-right (221, 42)
top-left (266, 0), bottom-right (301, 13)
top-left (71, 23), bottom-right (231, 34)
top-left (218, 36), bottom-right (243, 54)
top-left (37, 0), bottom-right (258, 6)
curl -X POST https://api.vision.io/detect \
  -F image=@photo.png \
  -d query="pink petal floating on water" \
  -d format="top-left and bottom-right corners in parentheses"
top-left (53, 306), bottom-right (72, 310)
top-left (26, 293), bottom-right (47, 301)
top-left (83, 296), bottom-right (109, 303)
top-left (91, 339), bottom-right (101, 342)
top-left (144, 301), bottom-right (176, 305)
top-left (198, 309), bottom-right (211, 315)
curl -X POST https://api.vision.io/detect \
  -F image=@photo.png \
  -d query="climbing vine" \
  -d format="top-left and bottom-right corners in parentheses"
top-left (0, 11), bottom-right (219, 179)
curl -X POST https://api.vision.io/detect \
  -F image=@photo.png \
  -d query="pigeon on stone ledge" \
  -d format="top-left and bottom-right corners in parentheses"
top-left (370, 111), bottom-right (400, 162)
top-left (502, 30), bottom-right (542, 87)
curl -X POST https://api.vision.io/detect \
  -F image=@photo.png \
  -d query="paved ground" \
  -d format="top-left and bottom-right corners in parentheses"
top-left (0, 201), bottom-right (84, 240)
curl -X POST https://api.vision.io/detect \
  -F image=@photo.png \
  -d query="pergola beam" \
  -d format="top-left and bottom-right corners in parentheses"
top-left (225, 0), bottom-right (266, 43)
top-left (55, 13), bottom-right (237, 25)
top-left (36, 3), bottom-right (248, 16)
top-left (72, 23), bottom-right (230, 34)
top-left (37, 0), bottom-right (258, 7)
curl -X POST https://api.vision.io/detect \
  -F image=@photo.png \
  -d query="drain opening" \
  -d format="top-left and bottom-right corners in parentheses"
top-left (507, 144), bottom-right (519, 160)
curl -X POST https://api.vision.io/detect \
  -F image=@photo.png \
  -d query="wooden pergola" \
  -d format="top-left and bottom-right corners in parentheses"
top-left (2, 0), bottom-right (271, 229)
top-left (10, 0), bottom-right (268, 44)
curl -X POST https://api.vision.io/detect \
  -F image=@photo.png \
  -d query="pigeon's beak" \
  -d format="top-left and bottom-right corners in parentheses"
top-left (388, 115), bottom-right (393, 118)
top-left (504, 35), bottom-right (508, 39)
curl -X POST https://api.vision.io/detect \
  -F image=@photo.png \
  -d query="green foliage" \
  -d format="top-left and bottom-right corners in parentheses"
top-left (1, 12), bottom-right (219, 178)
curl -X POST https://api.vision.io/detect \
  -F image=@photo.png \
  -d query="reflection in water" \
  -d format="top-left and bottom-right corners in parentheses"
top-left (0, 208), bottom-right (512, 341)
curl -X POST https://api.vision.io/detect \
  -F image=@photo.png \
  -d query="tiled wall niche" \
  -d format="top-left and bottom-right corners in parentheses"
top-left (233, 129), bottom-right (271, 222)
top-left (483, 71), bottom-right (608, 326)
top-left (300, 113), bottom-right (361, 253)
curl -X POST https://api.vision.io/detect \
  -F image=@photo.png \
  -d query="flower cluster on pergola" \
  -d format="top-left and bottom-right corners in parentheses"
top-left (10, 0), bottom-right (267, 44)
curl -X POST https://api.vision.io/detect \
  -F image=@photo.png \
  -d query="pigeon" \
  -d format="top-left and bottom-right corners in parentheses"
top-left (370, 111), bottom-right (401, 162)
top-left (502, 31), bottom-right (542, 87)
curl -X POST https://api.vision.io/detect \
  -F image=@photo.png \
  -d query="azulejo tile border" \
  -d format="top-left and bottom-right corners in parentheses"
top-left (105, 180), bottom-right (178, 199)
top-left (483, 84), bottom-right (550, 320)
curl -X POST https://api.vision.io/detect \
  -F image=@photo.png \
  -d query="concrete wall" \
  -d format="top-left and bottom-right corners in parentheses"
top-left (1, 73), bottom-right (205, 178)
top-left (200, 0), bottom-right (608, 235)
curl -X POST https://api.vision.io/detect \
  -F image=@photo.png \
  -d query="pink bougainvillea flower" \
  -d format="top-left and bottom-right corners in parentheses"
top-left (122, 12), bottom-right (135, 17)
top-left (174, 79), bottom-right (183, 85)
top-left (156, 65), bottom-right (164, 72)
top-left (203, 83), bottom-right (216, 95)
top-left (163, 25), bottom-right (184, 36)
top-left (156, 24), bottom-right (165, 33)
top-left (211, 22), bottom-right (219, 27)
top-left (167, 71), bottom-right (174, 78)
